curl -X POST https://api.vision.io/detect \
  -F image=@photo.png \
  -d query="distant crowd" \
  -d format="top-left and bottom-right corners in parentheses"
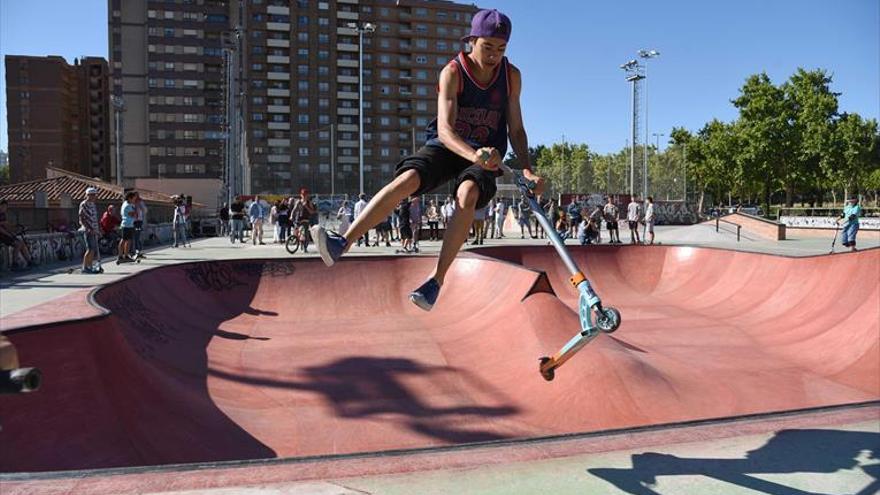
top-left (214, 190), bottom-right (664, 252)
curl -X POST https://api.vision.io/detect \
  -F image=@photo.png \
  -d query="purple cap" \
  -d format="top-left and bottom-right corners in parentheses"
top-left (462, 9), bottom-right (511, 43)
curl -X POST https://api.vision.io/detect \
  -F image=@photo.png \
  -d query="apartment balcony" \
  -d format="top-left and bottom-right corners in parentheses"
top-left (336, 59), bottom-right (359, 68)
top-left (337, 91), bottom-right (358, 99)
top-left (337, 11), bottom-right (359, 21)
top-left (267, 39), bottom-right (290, 48)
top-left (268, 122), bottom-right (290, 130)
top-left (337, 27), bottom-right (355, 35)
top-left (268, 138), bottom-right (289, 147)
top-left (268, 154), bottom-right (291, 163)
top-left (267, 5), bottom-right (289, 15)
top-left (267, 72), bottom-right (290, 81)
top-left (337, 108), bottom-right (359, 116)
top-left (267, 22), bottom-right (290, 31)
top-left (267, 88), bottom-right (290, 97)
top-left (337, 43), bottom-right (358, 52)
top-left (338, 0), bottom-right (359, 4)
top-left (267, 55), bottom-right (289, 64)
top-left (337, 124), bottom-right (358, 132)
top-left (338, 156), bottom-right (359, 164)
top-left (338, 140), bottom-right (358, 147)
top-left (337, 75), bottom-right (358, 84)
top-left (267, 105), bottom-right (290, 113)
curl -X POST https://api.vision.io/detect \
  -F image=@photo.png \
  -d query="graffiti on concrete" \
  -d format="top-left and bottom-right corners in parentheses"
top-left (653, 201), bottom-right (698, 225)
top-left (781, 216), bottom-right (880, 230)
top-left (1, 223), bottom-right (175, 272)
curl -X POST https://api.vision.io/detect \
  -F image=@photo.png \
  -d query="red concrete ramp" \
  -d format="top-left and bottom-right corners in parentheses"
top-left (1, 247), bottom-right (877, 473)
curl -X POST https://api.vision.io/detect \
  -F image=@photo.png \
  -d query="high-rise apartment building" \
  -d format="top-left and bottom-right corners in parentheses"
top-left (5, 56), bottom-right (111, 184)
top-left (110, 0), bottom-right (477, 201)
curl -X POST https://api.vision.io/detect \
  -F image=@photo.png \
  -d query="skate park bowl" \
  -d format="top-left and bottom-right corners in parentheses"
top-left (1, 245), bottom-right (878, 473)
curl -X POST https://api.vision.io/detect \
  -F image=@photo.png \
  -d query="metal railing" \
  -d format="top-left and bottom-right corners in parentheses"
top-left (716, 216), bottom-right (741, 242)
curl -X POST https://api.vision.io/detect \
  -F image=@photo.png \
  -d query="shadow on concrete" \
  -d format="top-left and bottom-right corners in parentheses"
top-left (588, 428), bottom-right (879, 495)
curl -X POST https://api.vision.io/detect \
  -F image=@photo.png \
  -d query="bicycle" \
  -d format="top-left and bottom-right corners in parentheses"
top-left (285, 222), bottom-right (311, 254)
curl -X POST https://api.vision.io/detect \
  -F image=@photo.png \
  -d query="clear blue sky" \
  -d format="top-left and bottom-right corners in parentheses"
top-left (1, 0), bottom-right (878, 154)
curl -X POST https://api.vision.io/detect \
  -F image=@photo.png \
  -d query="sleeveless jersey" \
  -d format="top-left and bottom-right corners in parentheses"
top-left (425, 52), bottom-right (510, 157)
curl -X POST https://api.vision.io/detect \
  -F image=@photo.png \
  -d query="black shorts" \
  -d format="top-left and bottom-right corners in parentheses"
top-left (628, 221), bottom-right (639, 230)
top-left (395, 145), bottom-right (499, 210)
top-left (400, 224), bottom-right (413, 240)
top-left (122, 227), bottom-right (135, 240)
top-left (607, 221), bottom-right (618, 230)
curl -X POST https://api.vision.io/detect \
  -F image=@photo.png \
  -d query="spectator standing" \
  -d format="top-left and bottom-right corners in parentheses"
top-left (589, 205), bottom-right (604, 243)
top-left (133, 192), bottom-right (148, 257)
top-left (398, 197), bottom-right (414, 252)
top-left (426, 200), bottom-right (441, 240)
top-left (517, 198), bottom-right (534, 238)
top-left (494, 198), bottom-right (506, 238)
top-left (627, 197), bottom-right (642, 244)
top-left (840, 196), bottom-right (863, 252)
top-left (337, 200), bottom-right (353, 235)
top-left (78, 187), bottom-right (101, 273)
top-left (229, 196), bottom-right (245, 243)
top-left (275, 199), bottom-right (290, 243)
top-left (354, 193), bottom-right (370, 247)
top-left (441, 195), bottom-right (455, 228)
top-left (270, 201), bottom-right (280, 243)
top-left (218, 203), bottom-right (229, 236)
top-left (485, 199), bottom-right (496, 239)
top-left (118, 191), bottom-right (138, 261)
top-left (643, 196), bottom-right (656, 245)
top-left (410, 196), bottom-right (422, 247)
top-left (604, 197), bottom-right (621, 244)
top-left (172, 196), bottom-right (189, 247)
top-left (567, 198), bottom-right (582, 239)
top-left (249, 195), bottom-right (267, 245)
top-left (472, 202), bottom-right (486, 245)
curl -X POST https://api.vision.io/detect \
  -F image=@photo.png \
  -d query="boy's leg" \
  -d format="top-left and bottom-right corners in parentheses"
top-left (345, 170), bottom-right (420, 249)
top-left (428, 181), bottom-right (480, 286)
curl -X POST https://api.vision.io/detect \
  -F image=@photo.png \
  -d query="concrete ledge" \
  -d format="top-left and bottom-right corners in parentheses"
top-left (727, 213), bottom-right (786, 240)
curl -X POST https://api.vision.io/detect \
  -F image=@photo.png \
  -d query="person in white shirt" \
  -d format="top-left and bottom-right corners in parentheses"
top-left (626, 197), bottom-right (642, 245)
top-left (643, 196), bottom-right (656, 245)
top-left (494, 199), bottom-right (506, 238)
top-left (353, 193), bottom-right (370, 246)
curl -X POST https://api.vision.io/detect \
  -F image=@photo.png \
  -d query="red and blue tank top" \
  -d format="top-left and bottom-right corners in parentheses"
top-left (425, 52), bottom-right (510, 157)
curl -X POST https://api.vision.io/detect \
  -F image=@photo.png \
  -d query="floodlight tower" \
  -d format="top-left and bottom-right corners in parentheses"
top-left (620, 59), bottom-right (644, 197)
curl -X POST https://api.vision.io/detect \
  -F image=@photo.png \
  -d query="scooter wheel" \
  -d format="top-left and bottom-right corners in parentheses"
top-left (597, 306), bottom-right (622, 333)
top-left (539, 356), bottom-right (555, 382)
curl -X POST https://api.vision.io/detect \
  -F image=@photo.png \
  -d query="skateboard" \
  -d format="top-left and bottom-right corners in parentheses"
top-left (495, 157), bottom-right (622, 381)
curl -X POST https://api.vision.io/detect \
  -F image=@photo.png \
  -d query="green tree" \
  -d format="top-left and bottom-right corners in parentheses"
top-left (732, 73), bottom-right (795, 211)
top-left (829, 113), bottom-right (880, 201)
top-left (784, 68), bottom-right (840, 206)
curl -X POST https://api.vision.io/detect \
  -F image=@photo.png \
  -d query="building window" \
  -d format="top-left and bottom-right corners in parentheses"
top-left (318, 82), bottom-right (329, 92)
top-left (298, 147), bottom-right (309, 156)
top-left (297, 65), bottom-right (308, 75)
top-left (318, 33), bottom-right (329, 44)
top-left (298, 81), bottom-right (309, 91)
top-left (298, 97), bottom-right (308, 107)
top-left (318, 50), bottom-right (329, 60)
top-left (297, 115), bottom-right (309, 124)
top-left (298, 15), bottom-right (308, 26)
top-left (297, 32), bottom-right (308, 42)
top-left (253, 113), bottom-right (264, 121)
top-left (298, 48), bottom-right (309, 58)
top-left (318, 98), bottom-right (329, 107)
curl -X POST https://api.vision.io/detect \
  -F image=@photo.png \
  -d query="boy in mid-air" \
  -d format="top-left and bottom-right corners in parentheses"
top-left (312, 8), bottom-right (544, 311)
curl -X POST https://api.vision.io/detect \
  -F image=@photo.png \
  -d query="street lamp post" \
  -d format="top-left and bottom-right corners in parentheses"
top-left (638, 49), bottom-right (659, 199)
top-left (349, 22), bottom-right (376, 195)
top-left (111, 95), bottom-right (125, 186)
top-left (620, 59), bottom-right (643, 198)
